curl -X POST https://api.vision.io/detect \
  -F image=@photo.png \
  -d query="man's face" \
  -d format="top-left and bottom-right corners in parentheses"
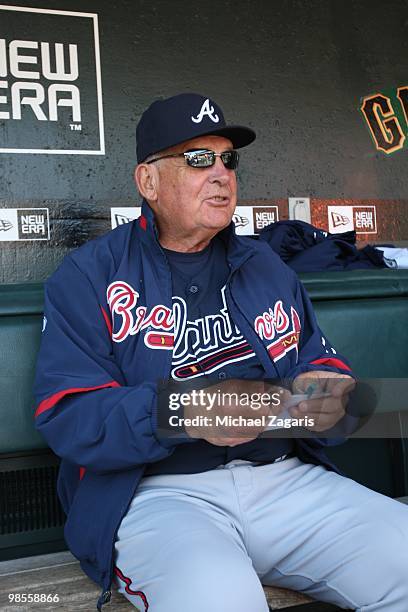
top-left (148, 135), bottom-right (238, 248)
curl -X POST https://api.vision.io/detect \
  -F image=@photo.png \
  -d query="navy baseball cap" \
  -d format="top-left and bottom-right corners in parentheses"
top-left (136, 93), bottom-right (256, 163)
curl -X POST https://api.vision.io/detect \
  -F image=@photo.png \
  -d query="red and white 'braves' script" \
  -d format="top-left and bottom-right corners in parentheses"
top-left (106, 281), bottom-right (302, 379)
top-left (107, 281), bottom-right (173, 343)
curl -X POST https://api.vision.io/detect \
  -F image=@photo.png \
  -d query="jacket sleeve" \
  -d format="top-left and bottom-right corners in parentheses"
top-left (34, 255), bottom-right (192, 474)
top-left (288, 276), bottom-right (353, 379)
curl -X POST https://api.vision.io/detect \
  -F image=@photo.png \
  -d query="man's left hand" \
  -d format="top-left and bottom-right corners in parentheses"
top-left (290, 371), bottom-right (355, 432)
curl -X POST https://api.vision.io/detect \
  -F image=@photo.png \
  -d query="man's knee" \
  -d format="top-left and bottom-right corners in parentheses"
top-left (116, 527), bottom-right (270, 612)
top-left (161, 560), bottom-right (269, 612)
top-left (343, 510), bottom-right (408, 609)
top-left (119, 566), bottom-right (269, 612)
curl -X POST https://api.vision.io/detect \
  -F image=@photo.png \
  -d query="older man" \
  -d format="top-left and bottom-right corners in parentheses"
top-left (34, 93), bottom-right (408, 612)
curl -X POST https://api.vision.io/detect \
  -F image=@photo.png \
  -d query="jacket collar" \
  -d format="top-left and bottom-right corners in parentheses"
top-left (137, 198), bottom-right (256, 270)
top-left (138, 199), bottom-right (160, 240)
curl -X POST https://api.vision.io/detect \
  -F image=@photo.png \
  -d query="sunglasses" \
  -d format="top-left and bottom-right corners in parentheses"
top-left (146, 149), bottom-right (239, 170)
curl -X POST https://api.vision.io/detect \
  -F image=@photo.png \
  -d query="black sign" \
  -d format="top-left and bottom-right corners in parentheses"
top-left (0, 5), bottom-right (104, 154)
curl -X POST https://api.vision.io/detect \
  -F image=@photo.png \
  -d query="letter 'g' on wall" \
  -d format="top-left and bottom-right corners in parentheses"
top-left (360, 92), bottom-right (406, 154)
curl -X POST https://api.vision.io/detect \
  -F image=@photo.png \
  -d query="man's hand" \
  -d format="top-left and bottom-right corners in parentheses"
top-left (184, 379), bottom-right (289, 446)
top-left (290, 371), bottom-right (355, 432)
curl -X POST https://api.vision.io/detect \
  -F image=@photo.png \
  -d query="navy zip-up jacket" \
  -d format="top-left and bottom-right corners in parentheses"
top-left (34, 201), bottom-right (353, 609)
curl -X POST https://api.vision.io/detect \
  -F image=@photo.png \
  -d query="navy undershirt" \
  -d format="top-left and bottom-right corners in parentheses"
top-left (144, 236), bottom-right (293, 475)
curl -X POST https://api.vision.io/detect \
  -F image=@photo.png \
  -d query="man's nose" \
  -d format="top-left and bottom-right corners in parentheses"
top-left (208, 156), bottom-right (231, 184)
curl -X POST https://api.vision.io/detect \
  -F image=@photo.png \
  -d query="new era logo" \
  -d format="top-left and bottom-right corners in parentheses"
top-left (114, 214), bottom-right (131, 226)
top-left (328, 205), bottom-right (377, 234)
top-left (17, 211), bottom-right (48, 238)
top-left (253, 207), bottom-right (279, 232)
top-left (0, 208), bottom-right (49, 241)
top-left (0, 6), bottom-right (104, 155)
top-left (232, 213), bottom-right (249, 228)
top-left (354, 208), bottom-right (376, 232)
top-left (233, 205), bottom-right (280, 235)
top-left (110, 207), bottom-right (141, 229)
top-left (331, 212), bottom-right (350, 227)
top-left (0, 219), bottom-right (13, 231)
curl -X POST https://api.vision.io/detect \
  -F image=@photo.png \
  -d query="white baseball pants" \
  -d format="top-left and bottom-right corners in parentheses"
top-left (114, 456), bottom-right (408, 611)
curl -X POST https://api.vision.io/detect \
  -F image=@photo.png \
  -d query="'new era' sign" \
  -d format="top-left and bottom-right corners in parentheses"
top-left (0, 5), bottom-right (104, 154)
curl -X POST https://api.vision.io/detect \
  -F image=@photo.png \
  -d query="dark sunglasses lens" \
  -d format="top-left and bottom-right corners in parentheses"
top-left (185, 150), bottom-right (239, 169)
top-left (186, 151), bottom-right (215, 167)
top-left (221, 150), bottom-right (239, 169)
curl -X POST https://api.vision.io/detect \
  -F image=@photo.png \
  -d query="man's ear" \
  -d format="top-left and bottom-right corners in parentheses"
top-left (134, 163), bottom-right (158, 202)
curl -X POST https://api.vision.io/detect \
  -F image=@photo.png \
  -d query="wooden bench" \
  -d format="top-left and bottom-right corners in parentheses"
top-left (0, 551), bottom-right (314, 611)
